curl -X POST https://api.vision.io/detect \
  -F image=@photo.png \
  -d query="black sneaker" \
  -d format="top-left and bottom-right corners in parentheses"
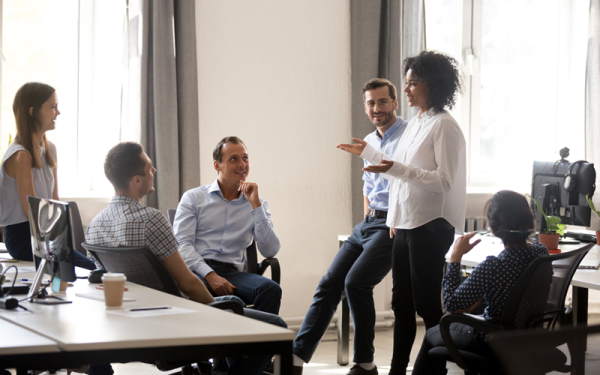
top-left (347, 364), bottom-right (378, 375)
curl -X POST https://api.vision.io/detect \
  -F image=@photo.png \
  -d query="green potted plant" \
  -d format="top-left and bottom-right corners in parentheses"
top-left (528, 195), bottom-right (565, 252)
top-left (585, 195), bottom-right (600, 246)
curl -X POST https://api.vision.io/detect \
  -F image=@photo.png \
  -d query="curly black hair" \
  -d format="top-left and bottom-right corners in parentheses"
top-left (485, 190), bottom-right (535, 247)
top-left (403, 50), bottom-right (462, 113)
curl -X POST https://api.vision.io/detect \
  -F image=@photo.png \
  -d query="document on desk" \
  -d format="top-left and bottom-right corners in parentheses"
top-left (106, 306), bottom-right (198, 318)
top-left (0, 243), bottom-right (7, 253)
top-left (75, 292), bottom-right (136, 302)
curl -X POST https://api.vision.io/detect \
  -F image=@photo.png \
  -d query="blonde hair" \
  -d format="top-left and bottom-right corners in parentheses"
top-left (12, 82), bottom-right (57, 169)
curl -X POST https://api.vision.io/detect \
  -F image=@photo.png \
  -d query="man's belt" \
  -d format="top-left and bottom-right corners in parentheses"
top-left (368, 209), bottom-right (387, 219)
top-left (205, 259), bottom-right (237, 270)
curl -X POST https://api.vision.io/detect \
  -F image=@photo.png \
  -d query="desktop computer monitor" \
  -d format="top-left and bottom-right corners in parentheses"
top-left (531, 160), bottom-right (596, 233)
top-left (27, 196), bottom-right (77, 284)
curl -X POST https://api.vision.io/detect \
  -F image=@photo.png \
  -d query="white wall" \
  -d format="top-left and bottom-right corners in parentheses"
top-left (195, 0), bottom-right (354, 318)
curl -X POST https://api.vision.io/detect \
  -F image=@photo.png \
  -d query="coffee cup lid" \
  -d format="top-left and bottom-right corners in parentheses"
top-left (101, 273), bottom-right (127, 281)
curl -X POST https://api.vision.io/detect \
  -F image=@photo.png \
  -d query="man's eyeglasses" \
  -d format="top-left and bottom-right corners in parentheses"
top-left (365, 98), bottom-right (394, 109)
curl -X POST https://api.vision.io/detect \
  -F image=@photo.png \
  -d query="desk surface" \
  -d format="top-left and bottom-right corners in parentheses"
top-left (0, 280), bottom-right (295, 352)
top-left (0, 319), bottom-right (58, 355)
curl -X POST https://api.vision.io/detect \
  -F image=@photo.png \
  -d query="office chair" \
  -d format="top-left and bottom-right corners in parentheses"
top-left (66, 201), bottom-right (88, 258)
top-left (488, 323), bottom-right (600, 375)
top-left (82, 243), bottom-right (244, 375)
top-left (429, 243), bottom-right (594, 375)
top-left (167, 208), bottom-right (280, 284)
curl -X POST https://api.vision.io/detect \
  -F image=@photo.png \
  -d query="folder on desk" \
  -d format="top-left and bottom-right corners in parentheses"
top-left (554, 258), bottom-right (600, 270)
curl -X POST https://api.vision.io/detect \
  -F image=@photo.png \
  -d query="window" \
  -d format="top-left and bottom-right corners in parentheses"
top-left (1, 0), bottom-right (130, 197)
top-left (425, 0), bottom-right (590, 192)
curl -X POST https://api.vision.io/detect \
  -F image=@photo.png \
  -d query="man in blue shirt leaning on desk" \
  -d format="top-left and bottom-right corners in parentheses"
top-left (293, 78), bottom-right (408, 375)
top-left (173, 136), bottom-right (282, 315)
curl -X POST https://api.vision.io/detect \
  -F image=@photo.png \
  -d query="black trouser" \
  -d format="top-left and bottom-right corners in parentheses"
top-left (389, 218), bottom-right (455, 375)
top-left (412, 322), bottom-right (490, 375)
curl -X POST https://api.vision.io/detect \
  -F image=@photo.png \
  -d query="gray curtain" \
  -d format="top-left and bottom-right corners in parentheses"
top-left (586, 0), bottom-right (600, 230)
top-left (399, 0), bottom-right (426, 120)
top-left (139, 0), bottom-right (200, 213)
top-left (349, 0), bottom-right (425, 225)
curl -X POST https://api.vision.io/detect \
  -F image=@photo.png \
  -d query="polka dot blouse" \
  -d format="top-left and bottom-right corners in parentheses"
top-left (443, 243), bottom-right (549, 323)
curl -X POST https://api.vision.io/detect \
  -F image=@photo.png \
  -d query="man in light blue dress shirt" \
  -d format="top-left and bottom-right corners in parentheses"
top-left (293, 79), bottom-right (407, 375)
top-left (173, 136), bottom-right (282, 315)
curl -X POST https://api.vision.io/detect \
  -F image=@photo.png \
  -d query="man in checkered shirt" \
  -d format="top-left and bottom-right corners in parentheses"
top-left (86, 141), bottom-right (285, 375)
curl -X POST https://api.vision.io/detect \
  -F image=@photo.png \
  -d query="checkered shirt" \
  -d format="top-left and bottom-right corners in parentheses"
top-left (86, 195), bottom-right (179, 278)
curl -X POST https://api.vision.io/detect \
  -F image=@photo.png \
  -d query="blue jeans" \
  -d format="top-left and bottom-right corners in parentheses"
top-left (5, 221), bottom-right (96, 270)
top-left (294, 216), bottom-right (393, 364)
top-left (195, 264), bottom-right (282, 315)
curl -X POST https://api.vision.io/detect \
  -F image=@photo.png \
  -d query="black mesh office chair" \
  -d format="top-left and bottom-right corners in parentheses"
top-left (167, 208), bottom-right (280, 284)
top-left (488, 323), bottom-right (600, 375)
top-left (66, 201), bottom-right (88, 258)
top-left (82, 243), bottom-right (244, 375)
top-left (429, 243), bottom-right (594, 375)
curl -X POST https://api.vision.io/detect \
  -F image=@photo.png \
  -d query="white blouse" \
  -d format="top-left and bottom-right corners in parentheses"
top-left (360, 109), bottom-right (466, 233)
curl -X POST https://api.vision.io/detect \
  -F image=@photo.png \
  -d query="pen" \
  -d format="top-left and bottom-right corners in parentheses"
top-left (128, 306), bottom-right (171, 312)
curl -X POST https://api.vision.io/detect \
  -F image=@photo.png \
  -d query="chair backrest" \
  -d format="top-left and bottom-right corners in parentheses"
top-left (67, 201), bottom-right (87, 256)
top-left (167, 209), bottom-right (176, 226)
top-left (488, 323), bottom-right (600, 375)
top-left (500, 243), bottom-right (594, 329)
top-left (82, 243), bottom-right (182, 297)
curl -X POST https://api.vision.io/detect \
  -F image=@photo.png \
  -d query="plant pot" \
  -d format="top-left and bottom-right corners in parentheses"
top-left (539, 233), bottom-right (560, 252)
top-left (597, 231), bottom-right (600, 246)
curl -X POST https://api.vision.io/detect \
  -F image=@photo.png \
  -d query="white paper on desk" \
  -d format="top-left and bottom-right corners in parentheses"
top-left (75, 291), bottom-right (135, 302)
top-left (105, 306), bottom-right (198, 318)
top-left (0, 243), bottom-right (7, 253)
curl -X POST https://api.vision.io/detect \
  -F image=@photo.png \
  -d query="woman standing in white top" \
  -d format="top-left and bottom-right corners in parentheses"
top-left (0, 82), bottom-right (95, 269)
top-left (338, 51), bottom-right (467, 374)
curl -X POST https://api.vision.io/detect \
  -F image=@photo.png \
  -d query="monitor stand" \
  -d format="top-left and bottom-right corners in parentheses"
top-left (27, 259), bottom-right (72, 305)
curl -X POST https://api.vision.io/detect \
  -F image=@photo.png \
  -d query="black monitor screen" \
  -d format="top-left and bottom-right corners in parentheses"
top-left (531, 161), bottom-right (596, 232)
top-left (27, 197), bottom-right (76, 282)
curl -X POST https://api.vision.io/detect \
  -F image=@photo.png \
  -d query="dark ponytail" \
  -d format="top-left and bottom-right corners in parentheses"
top-left (486, 190), bottom-right (534, 247)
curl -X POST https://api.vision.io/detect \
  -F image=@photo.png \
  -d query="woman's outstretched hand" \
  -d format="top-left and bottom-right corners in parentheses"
top-left (337, 138), bottom-right (367, 156)
top-left (450, 232), bottom-right (481, 263)
top-left (363, 160), bottom-right (394, 174)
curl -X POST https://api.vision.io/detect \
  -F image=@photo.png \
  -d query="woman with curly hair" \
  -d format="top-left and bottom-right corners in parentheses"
top-left (338, 50), bottom-right (467, 374)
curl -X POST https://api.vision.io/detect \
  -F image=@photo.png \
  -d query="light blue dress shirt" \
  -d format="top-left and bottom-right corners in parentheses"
top-left (362, 116), bottom-right (407, 212)
top-left (173, 179), bottom-right (281, 278)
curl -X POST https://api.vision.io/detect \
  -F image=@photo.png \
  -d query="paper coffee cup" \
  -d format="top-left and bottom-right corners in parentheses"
top-left (102, 273), bottom-right (127, 307)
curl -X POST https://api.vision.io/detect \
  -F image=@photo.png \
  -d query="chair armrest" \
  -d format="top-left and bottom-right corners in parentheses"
top-left (438, 313), bottom-right (505, 369)
top-left (257, 257), bottom-right (280, 285)
top-left (209, 300), bottom-right (244, 315)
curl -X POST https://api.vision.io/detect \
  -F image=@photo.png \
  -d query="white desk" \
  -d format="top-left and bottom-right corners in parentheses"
top-left (0, 279), bottom-right (295, 373)
top-left (0, 319), bottom-right (58, 356)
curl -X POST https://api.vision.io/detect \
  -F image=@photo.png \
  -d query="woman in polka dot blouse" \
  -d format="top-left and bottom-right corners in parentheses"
top-left (412, 190), bottom-right (549, 374)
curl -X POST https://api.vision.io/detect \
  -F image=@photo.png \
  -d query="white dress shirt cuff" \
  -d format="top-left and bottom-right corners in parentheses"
top-left (251, 204), bottom-right (268, 221)
top-left (387, 161), bottom-right (407, 179)
top-left (196, 263), bottom-right (215, 278)
top-left (360, 143), bottom-right (381, 165)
